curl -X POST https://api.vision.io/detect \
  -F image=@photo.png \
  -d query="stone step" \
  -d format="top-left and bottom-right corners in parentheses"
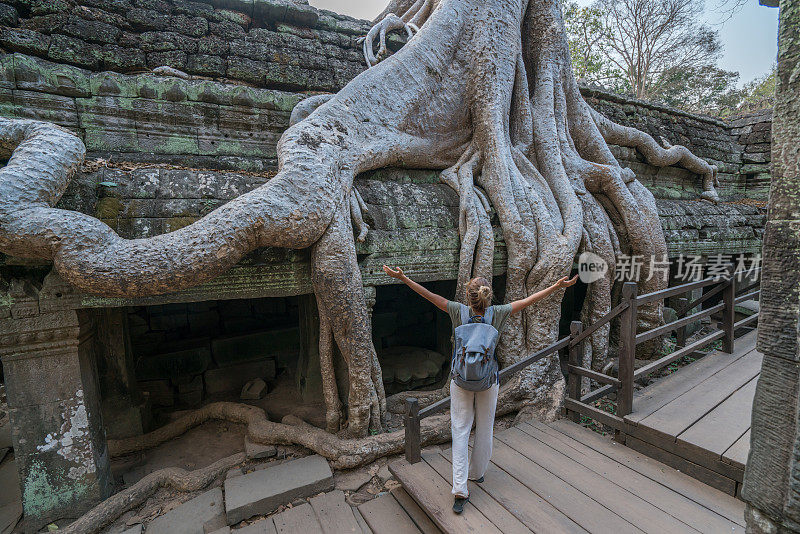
top-left (146, 487), bottom-right (226, 534)
top-left (204, 360), bottom-right (276, 396)
top-left (224, 455), bottom-right (334, 524)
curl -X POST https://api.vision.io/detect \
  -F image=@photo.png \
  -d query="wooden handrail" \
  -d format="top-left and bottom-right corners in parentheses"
top-left (635, 276), bottom-right (718, 305)
top-left (569, 301), bottom-right (629, 347)
top-left (735, 289), bottom-right (761, 304)
top-left (498, 337), bottom-right (570, 380)
top-left (676, 282), bottom-right (725, 316)
top-left (635, 302), bottom-right (724, 345)
top-left (567, 365), bottom-right (619, 385)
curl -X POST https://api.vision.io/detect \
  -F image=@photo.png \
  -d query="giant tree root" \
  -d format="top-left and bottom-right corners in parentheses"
top-left (108, 402), bottom-right (452, 469)
top-left (60, 452), bottom-right (246, 534)
top-left (109, 396), bottom-right (533, 469)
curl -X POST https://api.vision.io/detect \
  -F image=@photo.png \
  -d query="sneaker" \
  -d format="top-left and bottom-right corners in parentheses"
top-left (453, 496), bottom-right (468, 514)
top-left (474, 476), bottom-right (484, 483)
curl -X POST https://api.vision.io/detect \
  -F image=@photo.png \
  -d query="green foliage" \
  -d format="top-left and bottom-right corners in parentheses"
top-left (562, 1), bottom-right (620, 85)
top-left (738, 65), bottom-right (777, 112)
top-left (655, 65), bottom-right (742, 116)
top-left (560, 0), bottom-right (770, 117)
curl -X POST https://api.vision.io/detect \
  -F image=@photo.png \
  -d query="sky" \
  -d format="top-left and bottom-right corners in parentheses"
top-left (308, 0), bottom-right (778, 85)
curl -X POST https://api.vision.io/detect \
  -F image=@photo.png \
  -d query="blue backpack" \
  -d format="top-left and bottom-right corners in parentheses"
top-left (451, 304), bottom-right (500, 391)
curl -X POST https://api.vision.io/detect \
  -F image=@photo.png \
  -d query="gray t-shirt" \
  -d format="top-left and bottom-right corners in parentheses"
top-left (446, 301), bottom-right (513, 334)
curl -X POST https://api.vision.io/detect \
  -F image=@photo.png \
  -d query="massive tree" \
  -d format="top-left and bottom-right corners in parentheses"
top-left (0, 0), bottom-right (719, 445)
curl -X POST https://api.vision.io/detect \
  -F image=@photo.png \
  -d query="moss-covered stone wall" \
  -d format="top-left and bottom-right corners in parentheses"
top-left (0, 0), bottom-right (771, 306)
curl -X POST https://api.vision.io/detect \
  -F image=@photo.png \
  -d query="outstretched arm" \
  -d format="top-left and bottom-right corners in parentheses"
top-left (510, 275), bottom-right (578, 314)
top-left (383, 265), bottom-right (449, 312)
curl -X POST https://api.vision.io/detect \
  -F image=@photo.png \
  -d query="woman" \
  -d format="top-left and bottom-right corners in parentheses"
top-left (382, 265), bottom-right (578, 514)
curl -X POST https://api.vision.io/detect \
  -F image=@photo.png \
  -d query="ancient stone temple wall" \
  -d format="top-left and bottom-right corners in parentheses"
top-left (0, 0), bottom-right (773, 529)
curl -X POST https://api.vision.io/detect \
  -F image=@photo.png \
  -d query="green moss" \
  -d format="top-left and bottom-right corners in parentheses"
top-left (13, 53), bottom-right (90, 97)
top-left (165, 217), bottom-right (198, 232)
top-left (94, 197), bottom-right (122, 219)
top-left (22, 460), bottom-right (89, 519)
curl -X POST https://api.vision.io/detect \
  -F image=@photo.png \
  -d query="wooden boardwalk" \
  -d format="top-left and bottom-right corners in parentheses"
top-left (622, 328), bottom-right (760, 496)
top-left (390, 419), bottom-right (745, 534)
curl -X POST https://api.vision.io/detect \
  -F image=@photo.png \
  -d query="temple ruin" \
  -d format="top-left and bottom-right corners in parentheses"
top-left (0, 0), bottom-right (775, 531)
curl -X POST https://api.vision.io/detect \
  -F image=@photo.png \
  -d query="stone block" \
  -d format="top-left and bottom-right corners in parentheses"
top-left (48, 33), bottom-right (104, 70)
top-left (204, 359), bottom-right (275, 395)
top-left (126, 7), bottom-right (170, 31)
top-left (0, 460), bottom-right (22, 534)
top-left (234, 519), bottom-right (276, 534)
top-left (0, 3), bottom-right (17, 26)
top-left (0, 27), bottom-right (50, 56)
top-left (138, 379), bottom-right (174, 407)
top-left (211, 328), bottom-right (298, 367)
top-left (334, 467), bottom-right (372, 492)
top-left (146, 487), bottom-right (226, 534)
top-left (240, 378), bottom-right (267, 400)
top-left (244, 436), bottom-right (277, 459)
top-left (135, 345), bottom-right (212, 381)
top-left (224, 454), bottom-right (333, 523)
top-left (187, 54), bottom-right (226, 77)
top-left (13, 53), bottom-right (90, 97)
top-left (102, 44), bottom-right (147, 72)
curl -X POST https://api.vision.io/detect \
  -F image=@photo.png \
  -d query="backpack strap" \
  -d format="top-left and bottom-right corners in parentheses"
top-left (459, 303), bottom-right (471, 325)
top-left (483, 306), bottom-right (494, 325)
top-left (462, 304), bottom-right (494, 324)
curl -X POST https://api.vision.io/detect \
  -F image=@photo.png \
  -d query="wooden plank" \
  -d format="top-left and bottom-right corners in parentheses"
top-left (390, 487), bottom-right (443, 534)
top-left (520, 422), bottom-right (743, 533)
top-left (495, 427), bottom-right (698, 534)
top-left (309, 490), bottom-right (362, 534)
top-left (564, 398), bottom-right (627, 431)
top-left (438, 450), bottom-right (587, 534)
top-left (627, 329), bottom-right (758, 425)
top-left (626, 425), bottom-right (745, 483)
top-left (488, 438), bottom-right (644, 534)
top-left (273, 502), bottom-right (324, 534)
top-left (676, 377), bottom-right (757, 464)
top-left (550, 420), bottom-right (745, 526)
top-left (352, 507), bottom-right (373, 534)
top-left (388, 459), bottom-right (502, 534)
top-left (422, 451), bottom-right (533, 534)
top-left (625, 435), bottom-right (738, 496)
top-left (358, 493), bottom-right (423, 534)
top-left (637, 349), bottom-right (762, 442)
top-left (633, 330), bottom-right (725, 380)
top-left (722, 430), bottom-right (751, 471)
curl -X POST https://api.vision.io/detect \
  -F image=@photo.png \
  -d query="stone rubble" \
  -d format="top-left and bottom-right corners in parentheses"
top-left (223, 454), bottom-right (334, 524)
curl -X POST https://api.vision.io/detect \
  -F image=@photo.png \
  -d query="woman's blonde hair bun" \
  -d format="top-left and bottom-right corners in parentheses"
top-left (466, 277), bottom-right (493, 313)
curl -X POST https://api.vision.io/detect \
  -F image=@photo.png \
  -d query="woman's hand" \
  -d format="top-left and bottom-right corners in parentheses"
top-left (384, 265), bottom-right (448, 311)
top-left (383, 265), bottom-right (406, 280)
top-left (556, 274), bottom-right (579, 288)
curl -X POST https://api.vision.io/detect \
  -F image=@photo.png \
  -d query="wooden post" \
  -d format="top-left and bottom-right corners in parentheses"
top-left (404, 397), bottom-right (421, 463)
top-left (567, 321), bottom-right (583, 423)
top-left (675, 297), bottom-right (687, 348)
top-left (618, 282), bottom-right (638, 418)
top-left (722, 276), bottom-right (736, 353)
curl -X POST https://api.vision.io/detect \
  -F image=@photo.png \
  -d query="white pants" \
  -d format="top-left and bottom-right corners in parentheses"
top-left (450, 380), bottom-right (499, 498)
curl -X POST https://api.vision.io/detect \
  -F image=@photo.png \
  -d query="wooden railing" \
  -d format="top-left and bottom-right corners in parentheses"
top-left (403, 267), bottom-right (760, 463)
top-left (565, 266), bottom-right (761, 430)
